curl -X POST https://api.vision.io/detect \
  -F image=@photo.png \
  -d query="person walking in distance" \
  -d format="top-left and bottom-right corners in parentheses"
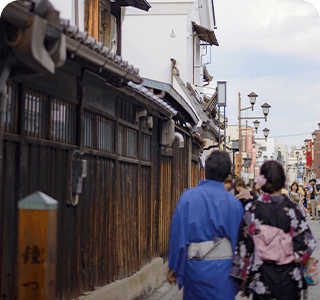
top-left (234, 178), bottom-right (258, 208)
top-left (308, 179), bottom-right (319, 220)
top-left (289, 182), bottom-right (302, 204)
top-left (231, 161), bottom-right (316, 300)
top-left (167, 151), bottom-right (244, 300)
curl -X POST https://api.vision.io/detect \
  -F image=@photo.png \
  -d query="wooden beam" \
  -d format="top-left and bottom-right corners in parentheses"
top-left (84, 0), bottom-right (100, 40)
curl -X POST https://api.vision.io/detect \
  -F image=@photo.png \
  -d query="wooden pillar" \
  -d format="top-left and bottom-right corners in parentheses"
top-left (84, 0), bottom-right (100, 40)
top-left (17, 191), bottom-right (58, 300)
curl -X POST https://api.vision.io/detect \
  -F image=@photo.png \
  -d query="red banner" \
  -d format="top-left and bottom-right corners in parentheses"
top-left (307, 139), bottom-right (312, 167)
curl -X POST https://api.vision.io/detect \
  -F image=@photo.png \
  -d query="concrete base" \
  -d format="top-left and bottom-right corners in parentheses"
top-left (76, 257), bottom-right (168, 300)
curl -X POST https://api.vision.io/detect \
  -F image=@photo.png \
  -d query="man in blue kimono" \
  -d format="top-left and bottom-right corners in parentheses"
top-left (167, 151), bottom-right (244, 300)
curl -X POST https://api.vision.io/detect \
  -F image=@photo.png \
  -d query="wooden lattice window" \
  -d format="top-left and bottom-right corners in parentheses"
top-left (51, 98), bottom-right (76, 144)
top-left (141, 133), bottom-right (151, 162)
top-left (118, 124), bottom-right (138, 159)
top-left (97, 115), bottom-right (115, 153)
top-left (84, 110), bottom-right (95, 149)
top-left (24, 87), bottom-right (48, 138)
top-left (4, 81), bottom-right (18, 134)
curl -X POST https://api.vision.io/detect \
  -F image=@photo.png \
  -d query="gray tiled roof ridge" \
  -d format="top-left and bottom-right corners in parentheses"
top-left (60, 18), bottom-right (139, 76)
top-left (127, 81), bottom-right (178, 116)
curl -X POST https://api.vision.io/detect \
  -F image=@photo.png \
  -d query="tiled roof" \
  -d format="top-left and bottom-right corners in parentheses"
top-left (128, 81), bottom-right (178, 116)
top-left (60, 19), bottom-right (142, 84)
top-left (173, 74), bottom-right (220, 139)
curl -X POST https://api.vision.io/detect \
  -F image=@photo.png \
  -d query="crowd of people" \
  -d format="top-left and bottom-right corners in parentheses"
top-left (167, 151), bottom-right (317, 300)
top-left (224, 173), bottom-right (320, 219)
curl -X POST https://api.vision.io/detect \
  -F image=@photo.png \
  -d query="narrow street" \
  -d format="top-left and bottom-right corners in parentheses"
top-left (148, 217), bottom-right (320, 300)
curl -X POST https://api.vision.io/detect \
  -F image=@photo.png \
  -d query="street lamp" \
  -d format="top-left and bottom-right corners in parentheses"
top-left (238, 92), bottom-right (271, 177)
top-left (253, 120), bottom-right (260, 133)
top-left (262, 127), bottom-right (270, 141)
top-left (261, 103), bottom-right (271, 121)
top-left (248, 92), bottom-right (258, 110)
top-left (263, 155), bottom-right (268, 161)
top-left (312, 131), bottom-right (317, 140)
top-left (304, 138), bottom-right (309, 147)
top-left (318, 122), bottom-right (320, 130)
top-left (302, 146), bottom-right (306, 152)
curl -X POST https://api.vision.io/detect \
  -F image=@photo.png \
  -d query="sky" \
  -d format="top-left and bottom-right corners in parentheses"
top-left (206, 0), bottom-right (320, 149)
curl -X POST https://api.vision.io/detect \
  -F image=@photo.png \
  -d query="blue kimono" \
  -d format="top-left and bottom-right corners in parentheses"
top-left (168, 180), bottom-right (244, 300)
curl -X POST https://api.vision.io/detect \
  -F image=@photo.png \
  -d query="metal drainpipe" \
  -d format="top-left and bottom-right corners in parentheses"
top-left (171, 59), bottom-right (174, 86)
top-left (69, 68), bottom-right (86, 206)
top-left (174, 132), bottom-right (184, 148)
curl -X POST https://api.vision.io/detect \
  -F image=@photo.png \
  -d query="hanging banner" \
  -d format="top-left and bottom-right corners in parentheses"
top-left (247, 128), bottom-right (253, 153)
top-left (251, 148), bottom-right (256, 174)
top-left (255, 166), bottom-right (260, 178)
top-left (252, 148), bottom-right (256, 166)
top-left (307, 139), bottom-right (312, 167)
top-left (241, 129), bottom-right (247, 152)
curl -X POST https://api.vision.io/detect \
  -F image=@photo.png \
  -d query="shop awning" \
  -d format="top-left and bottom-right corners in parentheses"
top-left (192, 22), bottom-right (219, 46)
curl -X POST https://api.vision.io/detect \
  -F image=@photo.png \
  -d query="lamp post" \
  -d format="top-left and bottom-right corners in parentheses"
top-left (253, 120), bottom-right (260, 133)
top-left (238, 92), bottom-right (271, 177)
top-left (262, 127), bottom-right (270, 141)
top-left (217, 81), bottom-right (227, 150)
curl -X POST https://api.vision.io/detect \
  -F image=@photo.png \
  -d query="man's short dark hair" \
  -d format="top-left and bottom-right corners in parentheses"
top-left (205, 151), bottom-right (231, 182)
top-left (309, 179), bottom-right (316, 184)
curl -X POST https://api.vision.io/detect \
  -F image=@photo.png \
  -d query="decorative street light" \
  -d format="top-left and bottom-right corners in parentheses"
top-left (238, 92), bottom-right (271, 177)
top-left (261, 103), bottom-right (271, 121)
top-left (304, 138), bottom-right (309, 147)
top-left (262, 127), bottom-right (270, 141)
top-left (312, 131), bottom-right (317, 140)
top-left (263, 155), bottom-right (268, 161)
top-left (318, 122), bottom-right (320, 130)
top-left (248, 92), bottom-right (258, 110)
top-left (253, 119), bottom-right (260, 133)
top-left (302, 146), bottom-right (306, 152)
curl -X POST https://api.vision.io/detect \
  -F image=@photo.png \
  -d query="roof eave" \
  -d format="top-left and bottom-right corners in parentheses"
top-left (142, 78), bottom-right (199, 125)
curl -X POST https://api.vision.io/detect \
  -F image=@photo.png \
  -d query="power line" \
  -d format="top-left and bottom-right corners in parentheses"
top-left (270, 132), bottom-right (311, 138)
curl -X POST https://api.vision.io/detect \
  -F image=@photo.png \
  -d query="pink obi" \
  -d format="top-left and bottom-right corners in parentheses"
top-left (253, 224), bottom-right (295, 265)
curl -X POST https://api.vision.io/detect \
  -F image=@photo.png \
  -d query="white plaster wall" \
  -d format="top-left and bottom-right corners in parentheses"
top-left (122, 0), bottom-right (211, 89)
top-left (122, 12), bottom-right (188, 83)
top-left (51, 0), bottom-right (85, 31)
top-left (198, 0), bottom-right (214, 29)
top-left (226, 125), bottom-right (239, 143)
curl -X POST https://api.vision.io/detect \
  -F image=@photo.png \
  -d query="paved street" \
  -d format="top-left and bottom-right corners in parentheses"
top-left (148, 216), bottom-right (320, 300)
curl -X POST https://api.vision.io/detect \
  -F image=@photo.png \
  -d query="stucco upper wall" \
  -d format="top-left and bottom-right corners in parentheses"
top-left (50, 0), bottom-right (85, 31)
top-left (125, 0), bottom-right (214, 29)
top-left (198, 0), bottom-right (215, 29)
top-left (122, 12), bottom-right (188, 83)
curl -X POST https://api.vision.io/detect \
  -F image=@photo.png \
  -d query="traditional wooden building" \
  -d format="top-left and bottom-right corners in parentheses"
top-left (0, 1), bottom-right (202, 299)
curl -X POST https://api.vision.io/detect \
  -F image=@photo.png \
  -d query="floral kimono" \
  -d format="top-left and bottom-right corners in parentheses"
top-left (231, 193), bottom-right (316, 300)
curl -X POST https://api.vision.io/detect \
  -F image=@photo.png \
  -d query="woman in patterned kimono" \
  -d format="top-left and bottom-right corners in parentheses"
top-left (231, 160), bottom-right (316, 300)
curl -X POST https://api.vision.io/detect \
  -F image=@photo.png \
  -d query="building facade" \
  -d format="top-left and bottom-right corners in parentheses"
top-left (0, 1), bottom-right (203, 299)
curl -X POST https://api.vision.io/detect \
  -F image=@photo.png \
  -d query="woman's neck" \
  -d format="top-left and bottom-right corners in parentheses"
top-left (271, 190), bottom-right (282, 195)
